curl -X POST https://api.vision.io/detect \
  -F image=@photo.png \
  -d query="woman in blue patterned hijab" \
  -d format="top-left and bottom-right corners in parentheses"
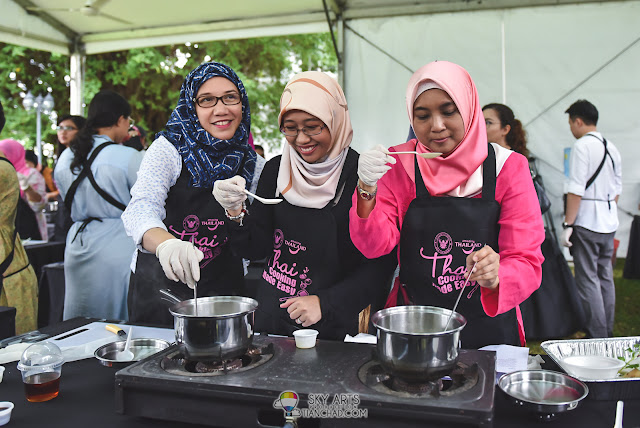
top-left (158, 61), bottom-right (256, 187)
top-left (123, 61), bottom-right (263, 326)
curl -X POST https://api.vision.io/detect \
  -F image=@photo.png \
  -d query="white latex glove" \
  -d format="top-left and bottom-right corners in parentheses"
top-left (17, 172), bottom-right (29, 191)
top-left (212, 176), bottom-right (247, 212)
top-left (561, 227), bottom-right (573, 247)
top-left (357, 144), bottom-right (396, 187)
top-left (155, 239), bottom-right (204, 289)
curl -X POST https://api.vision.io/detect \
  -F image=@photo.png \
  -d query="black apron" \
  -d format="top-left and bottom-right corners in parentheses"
top-left (128, 166), bottom-right (245, 326)
top-left (399, 144), bottom-right (519, 348)
top-left (255, 169), bottom-right (351, 340)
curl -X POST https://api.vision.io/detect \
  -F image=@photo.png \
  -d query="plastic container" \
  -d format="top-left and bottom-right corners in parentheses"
top-left (16, 342), bottom-right (64, 402)
top-left (0, 402), bottom-right (14, 426)
top-left (561, 355), bottom-right (624, 380)
top-left (293, 329), bottom-right (319, 349)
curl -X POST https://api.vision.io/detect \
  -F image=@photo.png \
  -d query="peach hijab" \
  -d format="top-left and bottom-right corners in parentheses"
top-left (404, 61), bottom-right (488, 196)
top-left (276, 71), bottom-right (353, 209)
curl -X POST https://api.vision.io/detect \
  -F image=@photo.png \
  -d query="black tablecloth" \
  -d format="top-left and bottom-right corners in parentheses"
top-left (1, 318), bottom-right (639, 428)
top-left (37, 261), bottom-right (65, 328)
top-left (24, 241), bottom-right (65, 282)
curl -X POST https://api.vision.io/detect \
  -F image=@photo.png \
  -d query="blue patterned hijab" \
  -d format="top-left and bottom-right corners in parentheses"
top-left (158, 62), bottom-right (256, 188)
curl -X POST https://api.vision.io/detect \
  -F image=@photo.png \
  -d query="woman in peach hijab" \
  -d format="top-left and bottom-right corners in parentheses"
top-left (350, 61), bottom-right (544, 348)
top-left (213, 71), bottom-right (396, 339)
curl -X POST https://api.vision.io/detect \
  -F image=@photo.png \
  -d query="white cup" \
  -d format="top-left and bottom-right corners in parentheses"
top-left (293, 329), bottom-right (319, 349)
top-left (0, 401), bottom-right (14, 426)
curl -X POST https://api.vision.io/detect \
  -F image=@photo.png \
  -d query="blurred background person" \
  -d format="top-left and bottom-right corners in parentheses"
top-left (254, 144), bottom-right (265, 158)
top-left (54, 90), bottom-right (143, 320)
top-left (482, 103), bottom-right (529, 157)
top-left (55, 115), bottom-right (86, 158)
top-left (25, 149), bottom-right (57, 200)
top-left (0, 100), bottom-right (39, 334)
top-left (0, 139), bottom-right (47, 241)
top-left (50, 115), bottom-right (86, 243)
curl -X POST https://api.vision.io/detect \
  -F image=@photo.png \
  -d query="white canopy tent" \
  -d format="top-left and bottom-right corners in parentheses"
top-left (2, 0), bottom-right (639, 253)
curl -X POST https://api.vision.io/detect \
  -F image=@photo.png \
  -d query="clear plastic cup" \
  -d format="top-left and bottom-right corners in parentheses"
top-left (16, 342), bottom-right (64, 402)
top-left (293, 329), bottom-right (319, 349)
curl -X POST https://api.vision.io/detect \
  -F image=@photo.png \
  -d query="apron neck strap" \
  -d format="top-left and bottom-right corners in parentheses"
top-left (414, 143), bottom-right (497, 199)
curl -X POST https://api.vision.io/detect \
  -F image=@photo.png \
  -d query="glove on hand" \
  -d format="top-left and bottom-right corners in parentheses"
top-left (357, 144), bottom-right (396, 187)
top-left (212, 176), bottom-right (247, 212)
top-left (561, 227), bottom-right (573, 248)
top-left (156, 239), bottom-right (204, 289)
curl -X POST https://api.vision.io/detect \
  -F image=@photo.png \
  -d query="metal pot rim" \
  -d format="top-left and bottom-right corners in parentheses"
top-left (371, 305), bottom-right (467, 336)
top-left (168, 295), bottom-right (259, 318)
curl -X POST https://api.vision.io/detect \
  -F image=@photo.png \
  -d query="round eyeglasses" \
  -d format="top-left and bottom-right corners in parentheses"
top-left (280, 124), bottom-right (327, 137)
top-left (193, 93), bottom-right (242, 108)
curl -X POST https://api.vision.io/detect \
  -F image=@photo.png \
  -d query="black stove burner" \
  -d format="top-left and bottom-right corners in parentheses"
top-left (359, 359), bottom-right (479, 399)
top-left (160, 343), bottom-right (274, 376)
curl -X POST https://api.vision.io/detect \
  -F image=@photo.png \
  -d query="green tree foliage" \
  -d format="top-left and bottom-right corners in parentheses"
top-left (0, 33), bottom-right (337, 162)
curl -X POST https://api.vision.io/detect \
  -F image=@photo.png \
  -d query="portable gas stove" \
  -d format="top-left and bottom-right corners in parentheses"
top-left (115, 335), bottom-right (495, 427)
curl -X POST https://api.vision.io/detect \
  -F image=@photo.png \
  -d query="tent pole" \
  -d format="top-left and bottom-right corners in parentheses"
top-left (69, 52), bottom-right (84, 116)
top-left (501, 16), bottom-right (506, 104)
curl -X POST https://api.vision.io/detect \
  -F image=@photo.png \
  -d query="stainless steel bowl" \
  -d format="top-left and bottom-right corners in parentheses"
top-left (371, 306), bottom-right (466, 382)
top-left (94, 338), bottom-right (171, 368)
top-left (498, 370), bottom-right (589, 420)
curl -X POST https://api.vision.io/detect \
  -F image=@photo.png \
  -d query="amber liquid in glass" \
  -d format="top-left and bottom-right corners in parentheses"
top-left (23, 372), bottom-right (60, 402)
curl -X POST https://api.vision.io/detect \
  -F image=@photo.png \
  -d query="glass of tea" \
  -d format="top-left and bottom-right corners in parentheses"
top-left (17, 342), bottom-right (64, 402)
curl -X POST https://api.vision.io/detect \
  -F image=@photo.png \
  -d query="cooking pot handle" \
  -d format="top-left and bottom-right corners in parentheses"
top-left (159, 288), bottom-right (182, 304)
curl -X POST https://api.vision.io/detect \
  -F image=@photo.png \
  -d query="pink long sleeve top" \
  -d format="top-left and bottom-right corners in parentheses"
top-left (349, 144), bottom-right (545, 321)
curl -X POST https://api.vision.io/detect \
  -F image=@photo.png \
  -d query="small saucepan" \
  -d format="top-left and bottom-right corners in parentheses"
top-left (160, 289), bottom-right (258, 362)
top-left (371, 305), bottom-right (466, 382)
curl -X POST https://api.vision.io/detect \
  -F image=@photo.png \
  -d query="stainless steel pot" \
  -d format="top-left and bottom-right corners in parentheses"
top-left (371, 306), bottom-right (466, 382)
top-left (160, 289), bottom-right (258, 362)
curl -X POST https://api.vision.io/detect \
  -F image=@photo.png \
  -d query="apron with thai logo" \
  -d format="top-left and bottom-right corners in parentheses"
top-left (399, 144), bottom-right (519, 348)
top-left (128, 166), bottom-right (244, 326)
top-left (254, 157), bottom-right (355, 340)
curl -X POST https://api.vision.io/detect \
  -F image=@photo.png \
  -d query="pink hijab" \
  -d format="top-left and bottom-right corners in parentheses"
top-left (403, 61), bottom-right (488, 196)
top-left (276, 71), bottom-right (353, 209)
top-left (0, 139), bottom-right (30, 175)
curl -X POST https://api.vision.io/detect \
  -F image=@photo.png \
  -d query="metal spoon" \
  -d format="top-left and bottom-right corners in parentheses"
top-left (115, 326), bottom-right (134, 361)
top-left (385, 150), bottom-right (442, 159)
top-left (194, 282), bottom-right (198, 316)
top-left (244, 189), bottom-right (283, 204)
top-left (443, 261), bottom-right (478, 332)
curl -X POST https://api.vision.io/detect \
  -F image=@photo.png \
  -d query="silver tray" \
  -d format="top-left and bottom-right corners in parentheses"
top-left (541, 336), bottom-right (640, 400)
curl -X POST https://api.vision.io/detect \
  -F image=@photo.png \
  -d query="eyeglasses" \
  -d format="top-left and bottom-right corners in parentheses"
top-left (280, 124), bottom-right (327, 137)
top-left (193, 93), bottom-right (242, 108)
top-left (56, 125), bottom-right (77, 132)
top-left (128, 117), bottom-right (135, 128)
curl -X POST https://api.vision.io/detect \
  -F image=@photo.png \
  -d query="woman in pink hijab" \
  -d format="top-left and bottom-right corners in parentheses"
top-left (213, 71), bottom-right (396, 339)
top-left (350, 61), bottom-right (544, 348)
top-left (0, 139), bottom-right (48, 241)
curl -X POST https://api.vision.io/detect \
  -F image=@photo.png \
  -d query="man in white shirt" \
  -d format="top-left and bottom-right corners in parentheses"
top-left (562, 99), bottom-right (622, 338)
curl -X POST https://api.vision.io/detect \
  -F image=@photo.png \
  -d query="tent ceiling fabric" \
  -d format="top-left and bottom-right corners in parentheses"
top-left (0, 0), bottom-right (628, 54)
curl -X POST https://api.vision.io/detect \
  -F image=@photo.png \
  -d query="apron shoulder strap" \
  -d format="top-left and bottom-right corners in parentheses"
top-left (481, 144), bottom-right (497, 201)
top-left (413, 143), bottom-right (431, 198)
top-left (585, 134), bottom-right (614, 190)
top-left (64, 142), bottom-right (126, 212)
